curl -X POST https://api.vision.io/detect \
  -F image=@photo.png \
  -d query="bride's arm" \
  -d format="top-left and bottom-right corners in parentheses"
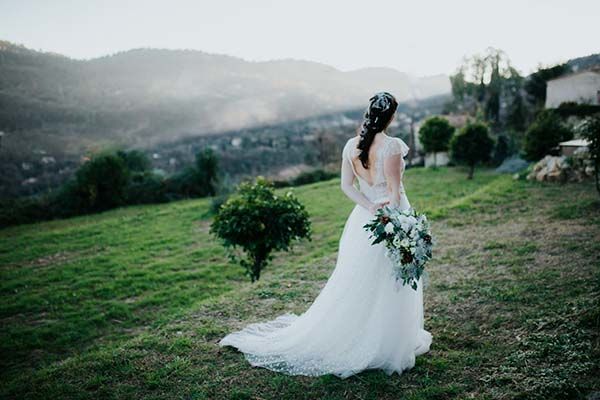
top-left (340, 155), bottom-right (378, 213)
top-left (383, 153), bottom-right (405, 208)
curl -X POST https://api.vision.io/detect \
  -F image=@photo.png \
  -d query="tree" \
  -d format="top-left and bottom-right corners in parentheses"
top-left (195, 148), bottom-right (219, 197)
top-left (117, 149), bottom-right (151, 172)
top-left (74, 152), bottom-right (130, 211)
top-left (450, 122), bottom-right (494, 179)
top-left (210, 177), bottom-right (311, 282)
top-left (524, 64), bottom-right (570, 108)
top-left (523, 110), bottom-right (573, 161)
top-left (418, 116), bottom-right (455, 166)
top-left (578, 114), bottom-right (600, 196)
top-left (449, 48), bottom-right (527, 130)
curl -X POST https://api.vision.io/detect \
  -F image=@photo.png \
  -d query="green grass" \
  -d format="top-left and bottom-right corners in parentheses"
top-left (1, 167), bottom-right (599, 399)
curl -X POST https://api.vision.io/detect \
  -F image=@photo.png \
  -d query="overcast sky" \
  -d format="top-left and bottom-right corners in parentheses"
top-left (1, 0), bottom-right (598, 76)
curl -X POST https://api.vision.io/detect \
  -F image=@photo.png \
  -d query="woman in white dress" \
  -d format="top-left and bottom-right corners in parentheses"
top-left (219, 92), bottom-right (433, 379)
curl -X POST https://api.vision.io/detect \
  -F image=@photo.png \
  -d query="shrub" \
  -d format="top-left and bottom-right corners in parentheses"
top-left (577, 114), bottom-right (600, 196)
top-left (195, 148), bottom-right (219, 197)
top-left (117, 149), bottom-right (151, 172)
top-left (291, 169), bottom-right (338, 186)
top-left (450, 122), bottom-right (494, 179)
top-left (524, 110), bottom-right (573, 161)
top-left (492, 132), bottom-right (519, 166)
top-left (126, 171), bottom-right (169, 205)
top-left (73, 153), bottom-right (130, 211)
top-left (555, 102), bottom-right (600, 118)
top-left (209, 194), bottom-right (230, 216)
top-left (271, 169), bottom-right (338, 188)
top-left (165, 148), bottom-right (219, 198)
top-left (418, 116), bottom-right (455, 166)
top-left (210, 177), bottom-right (311, 282)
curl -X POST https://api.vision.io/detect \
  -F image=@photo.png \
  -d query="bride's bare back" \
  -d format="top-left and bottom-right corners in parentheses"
top-left (350, 133), bottom-right (388, 186)
top-left (342, 132), bottom-right (409, 212)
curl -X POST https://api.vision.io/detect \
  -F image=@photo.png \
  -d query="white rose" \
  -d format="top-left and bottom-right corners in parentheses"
top-left (384, 222), bottom-right (395, 234)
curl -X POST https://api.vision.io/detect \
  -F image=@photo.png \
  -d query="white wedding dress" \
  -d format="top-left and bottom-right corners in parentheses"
top-left (218, 134), bottom-right (432, 379)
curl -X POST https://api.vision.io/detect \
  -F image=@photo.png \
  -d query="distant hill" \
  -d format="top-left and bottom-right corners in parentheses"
top-left (566, 53), bottom-right (600, 72)
top-left (0, 40), bottom-right (450, 156)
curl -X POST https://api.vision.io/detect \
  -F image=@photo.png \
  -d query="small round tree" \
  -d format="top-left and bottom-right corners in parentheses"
top-left (524, 110), bottom-right (573, 161)
top-left (450, 122), bottom-right (494, 179)
top-left (418, 116), bottom-right (456, 167)
top-left (210, 177), bottom-right (311, 282)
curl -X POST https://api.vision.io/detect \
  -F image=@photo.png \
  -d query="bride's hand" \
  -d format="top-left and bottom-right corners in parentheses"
top-left (368, 201), bottom-right (389, 214)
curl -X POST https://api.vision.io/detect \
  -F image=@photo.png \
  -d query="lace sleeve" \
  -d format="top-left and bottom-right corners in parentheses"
top-left (382, 137), bottom-right (409, 158)
top-left (342, 137), bottom-right (357, 161)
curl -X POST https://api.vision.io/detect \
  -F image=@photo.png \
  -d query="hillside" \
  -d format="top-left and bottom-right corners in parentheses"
top-left (0, 40), bottom-right (449, 151)
top-left (0, 40), bottom-right (452, 197)
top-left (1, 168), bottom-right (598, 399)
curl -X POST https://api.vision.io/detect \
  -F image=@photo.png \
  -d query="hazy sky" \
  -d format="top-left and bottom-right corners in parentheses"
top-left (1, 0), bottom-right (598, 76)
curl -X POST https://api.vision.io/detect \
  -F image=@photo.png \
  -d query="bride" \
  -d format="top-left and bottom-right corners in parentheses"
top-left (218, 92), bottom-right (433, 379)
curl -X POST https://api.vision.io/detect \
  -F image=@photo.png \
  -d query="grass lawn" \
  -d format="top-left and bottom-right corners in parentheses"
top-left (1, 167), bottom-right (599, 399)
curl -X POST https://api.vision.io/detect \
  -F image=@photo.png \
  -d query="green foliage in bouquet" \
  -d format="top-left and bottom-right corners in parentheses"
top-left (364, 206), bottom-right (434, 290)
top-left (210, 177), bottom-right (312, 282)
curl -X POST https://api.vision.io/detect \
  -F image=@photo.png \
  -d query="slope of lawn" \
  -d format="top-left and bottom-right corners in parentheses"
top-left (1, 167), bottom-right (599, 399)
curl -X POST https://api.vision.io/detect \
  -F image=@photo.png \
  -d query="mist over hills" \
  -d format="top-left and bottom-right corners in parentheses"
top-left (0, 40), bottom-right (450, 154)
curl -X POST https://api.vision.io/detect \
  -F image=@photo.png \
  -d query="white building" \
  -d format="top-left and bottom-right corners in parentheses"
top-left (545, 69), bottom-right (600, 108)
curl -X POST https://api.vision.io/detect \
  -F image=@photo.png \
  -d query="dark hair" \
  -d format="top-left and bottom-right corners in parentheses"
top-left (357, 92), bottom-right (398, 169)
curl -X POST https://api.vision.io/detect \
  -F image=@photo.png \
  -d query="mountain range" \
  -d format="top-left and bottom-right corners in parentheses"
top-left (0, 40), bottom-right (450, 156)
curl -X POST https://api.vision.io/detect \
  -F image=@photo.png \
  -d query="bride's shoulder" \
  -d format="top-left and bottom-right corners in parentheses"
top-left (346, 135), bottom-right (359, 146)
top-left (342, 136), bottom-right (360, 158)
top-left (383, 135), bottom-right (410, 157)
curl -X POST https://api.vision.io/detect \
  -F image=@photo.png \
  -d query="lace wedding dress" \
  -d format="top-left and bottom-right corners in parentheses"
top-left (218, 134), bottom-right (433, 378)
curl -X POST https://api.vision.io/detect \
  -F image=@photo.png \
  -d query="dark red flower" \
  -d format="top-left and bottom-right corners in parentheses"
top-left (401, 251), bottom-right (413, 264)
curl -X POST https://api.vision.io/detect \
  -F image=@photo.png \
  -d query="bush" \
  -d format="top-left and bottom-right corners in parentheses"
top-left (126, 171), bottom-right (169, 205)
top-left (73, 153), bottom-right (130, 212)
top-left (450, 122), bottom-right (494, 179)
top-left (271, 169), bottom-right (338, 188)
top-left (418, 116), bottom-right (455, 166)
top-left (117, 149), bottom-right (151, 172)
top-left (195, 148), bottom-right (219, 197)
top-left (524, 110), bottom-right (573, 161)
top-left (555, 102), bottom-right (600, 118)
top-left (291, 169), bottom-right (338, 186)
top-left (577, 114), bottom-right (600, 196)
top-left (492, 133), bottom-right (518, 166)
top-left (208, 194), bottom-right (230, 216)
top-left (165, 148), bottom-right (219, 198)
top-left (210, 177), bottom-right (312, 282)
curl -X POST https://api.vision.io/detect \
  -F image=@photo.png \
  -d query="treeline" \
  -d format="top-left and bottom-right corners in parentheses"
top-left (419, 49), bottom-right (600, 180)
top-left (446, 48), bottom-right (599, 133)
top-left (0, 149), bottom-right (218, 227)
top-left (0, 146), bottom-right (346, 228)
top-left (443, 48), bottom-right (599, 162)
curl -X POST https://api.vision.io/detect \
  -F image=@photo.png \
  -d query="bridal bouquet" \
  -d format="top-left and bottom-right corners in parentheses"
top-left (363, 206), bottom-right (434, 290)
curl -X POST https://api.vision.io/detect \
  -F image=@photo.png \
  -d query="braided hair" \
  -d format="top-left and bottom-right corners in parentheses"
top-left (357, 91), bottom-right (398, 169)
